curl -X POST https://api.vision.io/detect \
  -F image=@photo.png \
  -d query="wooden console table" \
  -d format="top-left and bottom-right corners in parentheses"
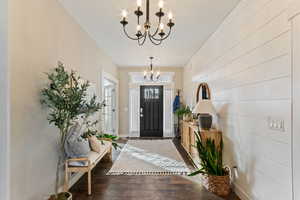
top-left (180, 121), bottom-right (222, 167)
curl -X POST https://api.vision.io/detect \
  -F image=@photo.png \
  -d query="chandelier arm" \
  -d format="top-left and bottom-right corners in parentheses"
top-left (123, 26), bottom-right (139, 41)
top-left (137, 13), bottom-right (140, 25)
top-left (150, 27), bottom-right (172, 41)
top-left (138, 32), bottom-right (148, 46)
top-left (148, 17), bottom-right (162, 37)
top-left (148, 32), bottom-right (163, 45)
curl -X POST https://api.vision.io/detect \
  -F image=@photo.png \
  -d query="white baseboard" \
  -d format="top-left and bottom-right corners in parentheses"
top-left (233, 183), bottom-right (252, 200)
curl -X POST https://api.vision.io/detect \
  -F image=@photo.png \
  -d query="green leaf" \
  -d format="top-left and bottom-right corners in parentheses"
top-left (188, 170), bottom-right (205, 176)
top-left (41, 63), bottom-right (105, 146)
top-left (189, 131), bottom-right (226, 176)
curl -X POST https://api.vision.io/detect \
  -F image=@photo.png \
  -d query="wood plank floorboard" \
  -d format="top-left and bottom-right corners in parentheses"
top-left (70, 138), bottom-right (240, 200)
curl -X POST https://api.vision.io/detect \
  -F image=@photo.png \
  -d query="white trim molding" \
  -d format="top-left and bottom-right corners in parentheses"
top-left (233, 183), bottom-right (253, 200)
top-left (0, 0), bottom-right (10, 199)
top-left (129, 72), bottom-right (175, 84)
top-left (101, 71), bottom-right (119, 136)
top-left (290, 5), bottom-right (300, 200)
top-left (128, 72), bottom-right (175, 138)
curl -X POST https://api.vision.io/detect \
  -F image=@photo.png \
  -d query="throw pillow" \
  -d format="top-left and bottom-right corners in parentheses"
top-left (65, 124), bottom-right (90, 166)
top-left (89, 135), bottom-right (101, 153)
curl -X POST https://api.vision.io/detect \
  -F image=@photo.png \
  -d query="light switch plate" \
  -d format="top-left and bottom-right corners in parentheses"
top-left (268, 117), bottom-right (285, 132)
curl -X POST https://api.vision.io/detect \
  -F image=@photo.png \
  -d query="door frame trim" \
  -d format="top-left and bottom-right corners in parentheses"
top-left (128, 72), bottom-right (175, 138)
top-left (101, 71), bottom-right (119, 136)
top-left (0, 0), bottom-right (10, 198)
top-left (289, 4), bottom-right (300, 199)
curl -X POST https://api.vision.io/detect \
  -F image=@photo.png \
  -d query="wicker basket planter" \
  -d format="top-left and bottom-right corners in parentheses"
top-left (99, 137), bottom-right (113, 142)
top-left (201, 173), bottom-right (231, 197)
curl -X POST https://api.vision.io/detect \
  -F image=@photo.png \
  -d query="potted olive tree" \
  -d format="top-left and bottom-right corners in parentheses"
top-left (189, 131), bottom-right (231, 197)
top-left (41, 63), bottom-right (102, 200)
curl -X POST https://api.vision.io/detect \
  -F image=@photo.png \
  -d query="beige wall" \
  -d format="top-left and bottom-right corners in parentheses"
top-left (8, 0), bottom-right (117, 199)
top-left (183, 0), bottom-right (293, 199)
top-left (118, 67), bottom-right (183, 137)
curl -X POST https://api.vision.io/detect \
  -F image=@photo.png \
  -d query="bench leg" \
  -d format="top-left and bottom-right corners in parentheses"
top-left (64, 163), bottom-right (69, 192)
top-left (88, 169), bottom-right (91, 195)
top-left (103, 147), bottom-right (112, 162)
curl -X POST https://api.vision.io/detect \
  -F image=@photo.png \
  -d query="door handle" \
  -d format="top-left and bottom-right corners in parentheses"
top-left (140, 107), bottom-right (143, 117)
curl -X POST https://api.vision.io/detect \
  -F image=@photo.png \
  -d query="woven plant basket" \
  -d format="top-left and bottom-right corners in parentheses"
top-left (201, 168), bottom-right (231, 197)
top-left (99, 138), bottom-right (113, 142)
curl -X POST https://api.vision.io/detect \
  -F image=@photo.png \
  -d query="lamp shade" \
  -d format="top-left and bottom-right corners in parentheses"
top-left (192, 99), bottom-right (216, 115)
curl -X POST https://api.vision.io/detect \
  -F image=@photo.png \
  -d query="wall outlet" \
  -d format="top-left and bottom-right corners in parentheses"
top-left (232, 166), bottom-right (239, 179)
top-left (268, 117), bottom-right (285, 132)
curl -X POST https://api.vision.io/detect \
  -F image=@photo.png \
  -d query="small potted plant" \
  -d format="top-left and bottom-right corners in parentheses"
top-left (82, 128), bottom-right (120, 150)
top-left (97, 134), bottom-right (119, 149)
top-left (175, 105), bottom-right (192, 121)
top-left (189, 131), bottom-right (231, 197)
top-left (81, 109), bottom-right (120, 150)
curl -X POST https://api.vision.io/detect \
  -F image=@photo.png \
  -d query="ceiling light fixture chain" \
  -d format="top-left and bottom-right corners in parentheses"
top-left (120, 0), bottom-right (175, 46)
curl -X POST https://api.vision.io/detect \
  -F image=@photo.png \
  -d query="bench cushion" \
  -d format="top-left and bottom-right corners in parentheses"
top-left (68, 140), bottom-right (112, 167)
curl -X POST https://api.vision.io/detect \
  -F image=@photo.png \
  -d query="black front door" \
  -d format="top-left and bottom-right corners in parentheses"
top-left (140, 86), bottom-right (163, 137)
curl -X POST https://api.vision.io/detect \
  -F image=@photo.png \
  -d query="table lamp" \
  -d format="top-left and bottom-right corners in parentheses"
top-left (192, 83), bottom-right (216, 130)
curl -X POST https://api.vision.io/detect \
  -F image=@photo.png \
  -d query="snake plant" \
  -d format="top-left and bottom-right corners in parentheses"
top-left (189, 131), bottom-right (227, 176)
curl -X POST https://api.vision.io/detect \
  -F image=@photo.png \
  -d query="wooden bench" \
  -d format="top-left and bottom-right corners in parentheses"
top-left (64, 140), bottom-right (112, 195)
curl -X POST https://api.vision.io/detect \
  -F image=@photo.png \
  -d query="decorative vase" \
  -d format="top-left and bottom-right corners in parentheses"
top-left (201, 174), bottom-right (231, 197)
top-left (198, 114), bottom-right (212, 130)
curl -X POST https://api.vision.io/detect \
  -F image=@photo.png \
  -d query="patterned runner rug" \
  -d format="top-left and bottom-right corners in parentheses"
top-left (106, 139), bottom-right (191, 176)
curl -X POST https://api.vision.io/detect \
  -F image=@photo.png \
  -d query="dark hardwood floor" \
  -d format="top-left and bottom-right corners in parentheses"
top-left (70, 138), bottom-right (240, 200)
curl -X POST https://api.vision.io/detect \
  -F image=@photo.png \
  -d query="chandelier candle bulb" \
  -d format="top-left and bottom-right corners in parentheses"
top-left (137, 0), bottom-right (142, 8)
top-left (159, 23), bottom-right (164, 30)
top-left (158, 0), bottom-right (164, 9)
top-left (168, 12), bottom-right (173, 20)
top-left (121, 9), bottom-right (128, 18)
top-left (137, 25), bottom-right (142, 31)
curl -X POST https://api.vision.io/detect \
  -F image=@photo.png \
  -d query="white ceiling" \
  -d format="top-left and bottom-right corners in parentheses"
top-left (59, 0), bottom-right (240, 68)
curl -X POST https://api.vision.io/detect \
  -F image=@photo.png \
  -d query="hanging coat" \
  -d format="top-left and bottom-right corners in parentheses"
top-left (173, 95), bottom-right (180, 113)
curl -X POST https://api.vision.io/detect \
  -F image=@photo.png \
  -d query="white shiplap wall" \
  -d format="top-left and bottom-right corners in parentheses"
top-left (183, 0), bottom-right (293, 199)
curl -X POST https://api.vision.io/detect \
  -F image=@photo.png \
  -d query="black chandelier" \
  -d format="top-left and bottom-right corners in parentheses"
top-left (144, 57), bottom-right (160, 81)
top-left (120, 0), bottom-right (175, 46)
